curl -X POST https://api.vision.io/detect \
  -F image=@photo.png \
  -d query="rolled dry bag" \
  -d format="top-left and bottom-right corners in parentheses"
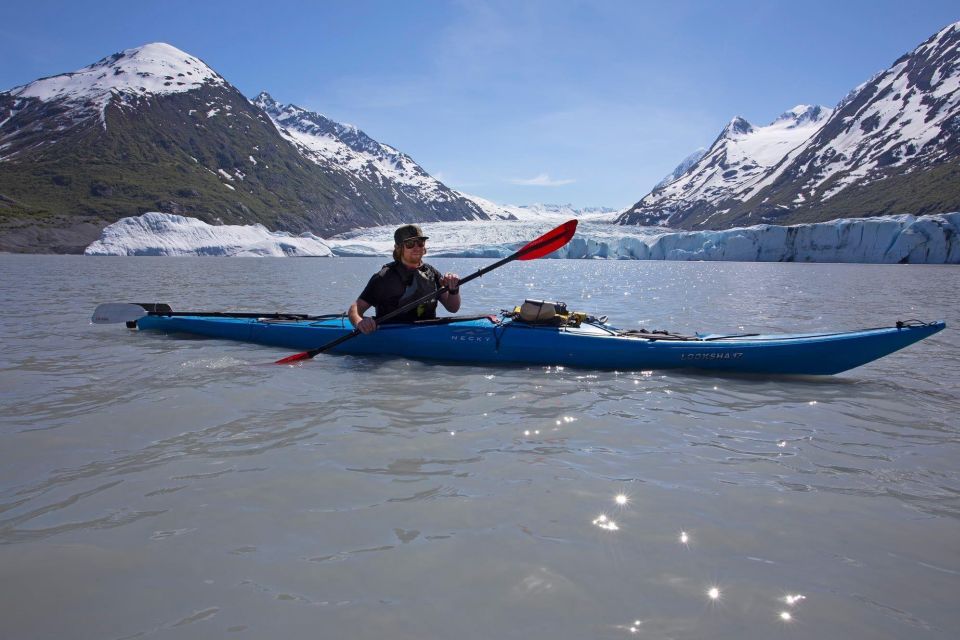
top-left (519, 300), bottom-right (567, 323)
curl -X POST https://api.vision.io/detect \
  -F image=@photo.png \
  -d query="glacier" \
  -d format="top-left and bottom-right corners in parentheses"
top-left (85, 211), bottom-right (960, 264)
top-left (559, 212), bottom-right (960, 263)
top-left (84, 212), bottom-right (333, 257)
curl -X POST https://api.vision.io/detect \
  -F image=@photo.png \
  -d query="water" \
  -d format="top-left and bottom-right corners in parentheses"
top-left (1, 255), bottom-right (958, 640)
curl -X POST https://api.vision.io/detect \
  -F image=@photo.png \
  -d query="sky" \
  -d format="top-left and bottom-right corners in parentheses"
top-left (1, 1), bottom-right (957, 209)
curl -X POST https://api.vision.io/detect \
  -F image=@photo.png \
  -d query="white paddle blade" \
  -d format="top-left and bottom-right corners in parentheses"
top-left (91, 303), bottom-right (149, 324)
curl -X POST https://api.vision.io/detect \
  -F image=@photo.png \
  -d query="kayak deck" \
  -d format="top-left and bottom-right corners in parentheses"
top-left (132, 313), bottom-right (946, 375)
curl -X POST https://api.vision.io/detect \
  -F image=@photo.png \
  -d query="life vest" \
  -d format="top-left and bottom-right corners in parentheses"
top-left (389, 261), bottom-right (440, 320)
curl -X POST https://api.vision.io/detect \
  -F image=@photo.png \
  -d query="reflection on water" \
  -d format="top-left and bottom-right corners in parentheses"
top-left (0, 256), bottom-right (958, 639)
top-left (591, 514), bottom-right (619, 531)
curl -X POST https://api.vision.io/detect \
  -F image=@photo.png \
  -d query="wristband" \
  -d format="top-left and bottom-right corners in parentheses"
top-left (448, 288), bottom-right (459, 295)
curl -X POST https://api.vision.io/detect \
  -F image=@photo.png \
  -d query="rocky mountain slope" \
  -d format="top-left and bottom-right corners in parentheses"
top-left (0, 43), bottom-right (485, 252)
top-left (618, 21), bottom-right (960, 229)
top-left (652, 148), bottom-right (707, 191)
top-left (253, 94), bottom-right (486, 228)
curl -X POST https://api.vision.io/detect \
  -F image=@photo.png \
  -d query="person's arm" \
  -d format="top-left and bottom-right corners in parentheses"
top-left (439, 272), bottom-right (461, 313)
top-left (348, 299), bottom-right (377, 334)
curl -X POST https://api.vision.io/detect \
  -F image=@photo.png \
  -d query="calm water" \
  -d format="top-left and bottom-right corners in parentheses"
top-left (1, 255), bottom-right (959, 640)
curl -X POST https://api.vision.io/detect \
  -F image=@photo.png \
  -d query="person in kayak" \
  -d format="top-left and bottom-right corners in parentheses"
top-left (348, 224), bottom-right (461, 334)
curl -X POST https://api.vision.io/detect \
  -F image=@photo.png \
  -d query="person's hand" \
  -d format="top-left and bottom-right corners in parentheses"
top-left (442, 273), bottom-right (460, 292)
top-left (356, 317), bottom-right (377, 334)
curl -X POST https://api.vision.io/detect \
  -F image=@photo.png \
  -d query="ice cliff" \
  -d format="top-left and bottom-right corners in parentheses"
top-left (85, 211), bottom-right (959, 264)
top-left (84, 212), bottom-right (333, 257)
top-left (559, 213), bottom-right (960, 263)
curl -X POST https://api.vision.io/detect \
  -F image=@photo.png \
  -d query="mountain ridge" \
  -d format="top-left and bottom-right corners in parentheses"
top-left (0, 42), bottom-right (486, 253)
top-left (254, 93), bottom-right (486, 224)
top-left (618, 21), bottom-right (960, 229)
top-left (618, 104), bottom-right (832, 227)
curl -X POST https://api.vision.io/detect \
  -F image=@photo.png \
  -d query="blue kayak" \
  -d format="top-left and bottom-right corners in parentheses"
top-left (130, 312), bottom-right (945, 375)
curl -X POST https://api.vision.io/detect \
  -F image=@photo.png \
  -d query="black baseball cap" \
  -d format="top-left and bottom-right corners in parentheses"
top-left (394, 224), bottom-right (429, 244)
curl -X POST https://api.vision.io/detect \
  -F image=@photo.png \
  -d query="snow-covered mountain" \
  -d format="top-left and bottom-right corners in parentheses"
top-left (457, 194), bottom-right (620, 222)
top-left (619, 21), bottom-right (960, 229)
top-left (653, 148), bottom-right (707, 191)
top-left (619, 105), bottom-right (832, 227)
top-left (86, 210), bottom-right (960, 263)
top-left (1, 43), bottom-right (226, 140)
top-left (0, 43), bottom-right (486, 253)
top-left (254, 93), bottom-right (486, 225)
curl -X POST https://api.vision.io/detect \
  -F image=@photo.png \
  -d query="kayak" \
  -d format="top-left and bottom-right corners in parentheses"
top-left (125, 309), bottom-right (945, 375)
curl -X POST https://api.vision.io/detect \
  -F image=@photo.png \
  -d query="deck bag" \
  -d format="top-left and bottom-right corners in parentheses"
top-left (519, 300), bottom-right (567, 323)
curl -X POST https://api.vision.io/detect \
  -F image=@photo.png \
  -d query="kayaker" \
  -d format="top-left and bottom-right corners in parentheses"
top-left (348, 224), bottom-right (461, 334)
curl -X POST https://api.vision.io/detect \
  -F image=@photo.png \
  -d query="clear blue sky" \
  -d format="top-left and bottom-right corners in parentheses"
top-left (2, 1), bottom-right (957, 209)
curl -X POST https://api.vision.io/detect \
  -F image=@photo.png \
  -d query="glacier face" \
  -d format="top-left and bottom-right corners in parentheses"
top-left (84, 211), bottom-right (959, 264)
top-left (84, 212), bottom-right (333, 257)
top-left (560, 213), bottom-right (960, 263)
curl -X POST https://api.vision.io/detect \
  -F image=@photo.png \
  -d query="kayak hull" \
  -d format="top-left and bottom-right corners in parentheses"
top-left (133, 315), bottom-right (945, 375)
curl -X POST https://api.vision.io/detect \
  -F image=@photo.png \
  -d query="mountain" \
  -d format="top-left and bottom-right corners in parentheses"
top-left (0, 43), bottom-right (486, 253)
top-left (618, 105), bottom-right (832, 227)
top-left (653, 148), bottom-right (707, 191)
top-left (457, 194), bottom-right (619, 221)
top-left (253, 94), bottom-right (485, 227)
top-left (618, 21), bottom-right (960, 229)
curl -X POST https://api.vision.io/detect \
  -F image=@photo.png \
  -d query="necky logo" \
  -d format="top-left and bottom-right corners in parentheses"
top-left (450, 328), bottom-right (493, 343)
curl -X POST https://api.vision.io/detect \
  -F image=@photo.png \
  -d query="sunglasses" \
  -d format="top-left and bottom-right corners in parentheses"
top-left (402, 239), bottom-right (427, 249)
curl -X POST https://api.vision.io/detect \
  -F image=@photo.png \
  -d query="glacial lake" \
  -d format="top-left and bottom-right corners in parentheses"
top-left (1, 255), bottom-right (958, 639)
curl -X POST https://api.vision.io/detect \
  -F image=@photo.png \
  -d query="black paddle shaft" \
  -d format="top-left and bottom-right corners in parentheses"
top-left (308, 252), bottom-right (523, 357)
top-left (278, 219), bottom-right (578, 363)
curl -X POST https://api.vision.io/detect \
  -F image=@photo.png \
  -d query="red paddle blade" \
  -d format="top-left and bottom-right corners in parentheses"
top-left (516, 219), bottom-right (578, 260)
top-left (275, 351), bottom-right (313, 365)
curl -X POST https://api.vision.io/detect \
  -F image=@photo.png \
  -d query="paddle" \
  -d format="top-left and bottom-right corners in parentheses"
top-left (91, 303), bottom-right (156, 324)
top-left (91, 304), bottom-right (319, 324)
top-left (274, 219), bottom-right (579, 365)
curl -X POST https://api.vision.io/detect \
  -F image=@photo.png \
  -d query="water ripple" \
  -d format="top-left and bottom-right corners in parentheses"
top-left (2, 256), bottom-right (959, 639)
